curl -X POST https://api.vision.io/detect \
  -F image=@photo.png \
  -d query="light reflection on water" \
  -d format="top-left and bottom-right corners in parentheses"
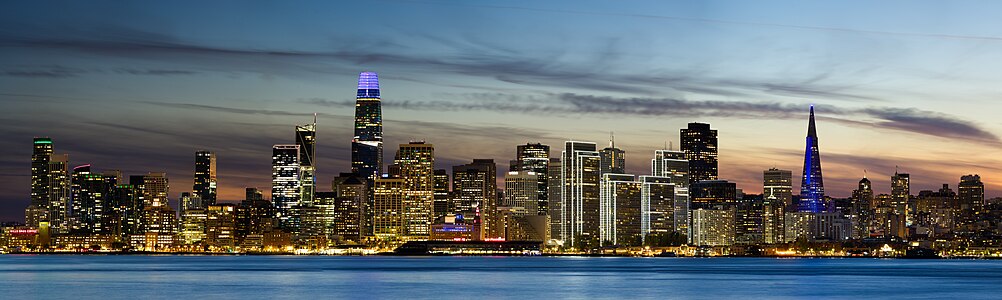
top-left (1, 256), bottom-right (1000, 299)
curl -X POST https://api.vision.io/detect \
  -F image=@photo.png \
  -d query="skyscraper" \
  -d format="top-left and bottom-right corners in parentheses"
top-left (272, 145), bottom-right (301, 233)
top-left (799, 106), bottom-right (825, 213)
top-left (958, 174), bottom-right (984, 211)
top-left (46, 154), bottom-right (70, 234)
top-left (681, 123), bottom-right (718, 182)
top-left (891, 171), bottom-right (910, 229)
top-left (852, 176), bottom-right (874, 239)
top-left (510, 143), bottom-right (550, 215)
top-left (560, 141), bottom-right (601, 248)
top-left (599, 174), bottom-right (641, 246)
top-left (504, 171), bottom-right (540, 214)
top-left (651, 149), bottom-right (690, 234)
top-left (600, 135), bottom-right (626, 175)
top-left (452, 159), bottom-right (497, 239)
top-left (396, 142), bottom-right (435, 240)
top-left (432, 169), bottom-right (450, 221)
top-left (763, 168), bottom-right (792, 244)
top-left (296, 116), bottom-right (317, 207)
top-left (351, 71), bottom-right (383, 179)
top-left (70, 164), bottom-right (112, 234)
top-left (193, 150), bottom-right (217, 207)
top-left (28, 137), bottom-right (54, 228)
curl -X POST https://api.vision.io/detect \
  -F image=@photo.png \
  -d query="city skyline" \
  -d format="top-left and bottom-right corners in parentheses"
top-left (6, 1), bottom-right (1002, 221)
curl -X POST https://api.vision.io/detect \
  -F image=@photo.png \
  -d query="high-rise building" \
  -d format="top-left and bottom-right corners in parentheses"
top-left (272, 145), bottom-right (301, 233)
top-left (236, 188), bottom-right (276, 247)
top-left (651, 149), bottom-right (690, 235)
top-left (690, 180), bottom-right (738, 210)
top-left (958, 174), bottom-right (985, 211)
top-left (852, 176), bottom-right (874, 239)
top-left (205, 204), bottom-right (237, 250)
top-left (559, 141), bottom-right (601, 248)
top-left (296, 116), bottom-right (317, 207)
top-left (452, 159), bottom-right (497, 239)
top-left (134, 173), bottom-right (177, 250)
top-left (179, 191), bottom-right (206, 245)
top-left (373, 178), bottom-right (406, 240)
top-left (432, 169), bottom-right (450, 221)
top-left (46, 154), bottom-right (71, 234)
top-left (599, 174), bottom-right (642, 246)
top-left (70, 164), bottom-right (113, 234)
top-left (396, 142), bottom-right (435, 240)
top-left (691, 208), bottom-right (735, 246)
top-left (600, 135), bottom-right (626, 175)
top-left (332, 173), bottom-right (366, 243)
top-left (193, 150), bottom-right (217, 207)
top-left (799, 106), bottom-right (826, 213)
top-left (640, 175), bottom-right (676, 235)
top-left (351, 72), bottom-right (383, 179)
top-left (891, 171), bottom-right (910, 230)
top-left (546, 158), bottom-right (563, 243)
top-left (680, 123), bottom-right (718, 182)
top-left (763, 168), bottom-right (792, 244)
top-left (735, 193), bottom-right (765, 245)
top-left (510, 143), bottom-right (550, 215)
top-left (28, 137), bottom-right (55, 228)
top-left (504, 171), bottom-right (540, 215)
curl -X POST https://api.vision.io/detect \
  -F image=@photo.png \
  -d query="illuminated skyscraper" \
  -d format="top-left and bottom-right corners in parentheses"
top-left (272, 145), bottom-right (301, 233)
top-left (891, 171), bottom-right (910, 232)
top-left (296, 116), bottom-right (317, 206)
top-left (70, 164), bottom-right (112, 233)
top-left (432, 169), bottom-right (450, 221)
top-left (763, 168), bottom-right (792, 244)
top-left (46, 154), bottom-right (71, 234)
top-left (452, 159), bottom-right (497, 239)
top-left (396, 142), bottom-right (435, 240)
top-left (600, 135), bottom-right (626, 175)
top-left (332, 173), bottom-right (367, 243)
top-left (852, 176), bottom-right (874, 239)
top-left (510, 143), bottom-right (550, 215)
top-left (681, 123), bottom-right (718, 182)
top-left (193, 150), bottom-right (217, 207)
top-left (958, 174), bottom-right (984, 211)
top-left (599, 174), bottom-right (641, 246)
top-left (559, 141), bottom-right (601, 248)
top-left (798, 106), bottom-right (825, 213)
top-left (651, 149), bottom-right (689, 234)
top-left (504, 171), bottom-right (540, 214)
top-left (352, 72), bottom-right (383, 179)
top-left (28, 137), bottom-right (54, 228)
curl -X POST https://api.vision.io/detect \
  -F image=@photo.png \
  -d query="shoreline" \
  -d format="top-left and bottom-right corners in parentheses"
top-left (1, 252), bottom-right (997, 259)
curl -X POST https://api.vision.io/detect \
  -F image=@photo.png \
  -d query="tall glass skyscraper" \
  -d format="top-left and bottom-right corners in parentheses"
top-left (681, 123), bottom-right (718, 183)
top-left (193, 150), bottom-right (217, 208)
top-left (272, 144), bottom-right (301, 233)
top-left (351, 72), bottom-right (383, 179)
top-left (798, 106), bottom-right (825, 213)
top-left (296, 116), bottom-right (316, 206)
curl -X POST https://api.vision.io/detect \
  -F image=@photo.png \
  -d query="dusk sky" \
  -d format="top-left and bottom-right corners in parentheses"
top-left (4, 1), bottom-right (1002, 221)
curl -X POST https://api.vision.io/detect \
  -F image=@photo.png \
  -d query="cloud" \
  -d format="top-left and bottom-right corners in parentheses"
top-left (303, 92), bottom-right (998, 145)
top-left (0, 25), bottom-right (882, 100)
top-left (1, 66), bottom-right (87, 78)
top-left (113, 68), bottom-right (198, 76)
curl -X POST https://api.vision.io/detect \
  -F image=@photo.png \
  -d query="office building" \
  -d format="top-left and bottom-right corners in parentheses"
top-left (452, 159), bottom-right (497, 239)
top-left (396, 142), bottom-right (435, 240)
top-left (599, 174), bottom-right (642, 246)
top-left (799, 106), bottom-right (826, 213)
top-left (510, 143), bottom-right (550, 215)
top-left (559, 141), bottom-right (601, 248)
top-left (351, 71), bottom-right (383, 179)
top-left (763, 168), bottom-right (792, 244)
top-left (600, 135), bottom-right (626, 175)
top-left (681, 123), bottom-right (718, 182)
top-left (852, 176), bottom-right (874, 239)
top-left (272, 145), bottom-right (301, 233)
top-left (193, 150), bottom-right (217, 207)
top-left (296, 116), bottom-right (317, 207)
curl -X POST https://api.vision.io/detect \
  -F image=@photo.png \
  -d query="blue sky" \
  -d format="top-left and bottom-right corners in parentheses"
top-left (3, 1), bottom-right (1002, 221)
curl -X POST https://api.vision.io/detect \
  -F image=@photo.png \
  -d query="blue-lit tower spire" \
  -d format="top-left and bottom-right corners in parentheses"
top-left (798, 105), bottom-right (825, 212)
top-left (351, 72), bottom-right (383, 178)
